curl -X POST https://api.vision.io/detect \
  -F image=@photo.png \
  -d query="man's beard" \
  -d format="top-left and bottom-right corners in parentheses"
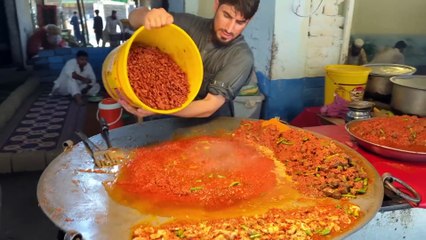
top-left (211, 28), bottom-right (233, 47)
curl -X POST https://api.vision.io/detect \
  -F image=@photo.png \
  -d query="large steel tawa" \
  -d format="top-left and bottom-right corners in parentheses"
top-left (37, 117), bottom-right (383, 240)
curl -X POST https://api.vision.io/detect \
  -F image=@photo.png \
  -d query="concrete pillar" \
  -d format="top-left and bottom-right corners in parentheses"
top-left (3, 0), bottom-right (24, 68)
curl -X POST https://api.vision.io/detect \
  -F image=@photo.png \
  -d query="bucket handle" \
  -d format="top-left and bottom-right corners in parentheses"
top-left (96, 109), bottom-right (123, 127)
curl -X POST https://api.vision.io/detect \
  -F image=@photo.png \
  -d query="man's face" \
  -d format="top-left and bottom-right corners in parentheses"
top-left (77, 56), bottom-right (88, 68)
top-left (213, 4), bottom-right (250, 45)
top-left (47, 34), bottom-right (61, 45)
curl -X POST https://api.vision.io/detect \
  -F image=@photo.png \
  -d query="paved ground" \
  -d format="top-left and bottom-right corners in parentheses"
top-left (0, 171), bottom-right (59, 239)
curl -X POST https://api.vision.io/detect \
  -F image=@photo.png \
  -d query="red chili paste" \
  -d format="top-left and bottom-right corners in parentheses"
top-left (110, 136), bottom-right (277, 210)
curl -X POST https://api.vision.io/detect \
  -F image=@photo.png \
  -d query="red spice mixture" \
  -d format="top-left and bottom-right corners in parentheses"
top-left (127, 45), bottom-right (189, 110)
top-left (349, 115), bottom-right (426, 152)
top-left (233, 120), bottom-right (368, 199)
top-left (111, 136), bottom-right (277, 210)
top-left (107, 119), bottom-right (368, 239)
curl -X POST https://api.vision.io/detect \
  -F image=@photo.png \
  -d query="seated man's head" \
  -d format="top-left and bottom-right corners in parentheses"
top-left (112, 10), bottom-right (117, 19)
top-left (76, 50), bottom-right (89, 68)
top-left (351, 38), bottom-right (364, 56)
top-left (45, 24), bottom-right (62, 46)
top-left (394, 40), bottom-right (407, 53)
top-left (212, 0), bottom-right (260, 45)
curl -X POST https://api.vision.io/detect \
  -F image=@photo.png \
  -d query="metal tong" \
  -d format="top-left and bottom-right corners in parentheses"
top-left (75, 131), bottom-right (119, 167)
top-left (99, 117), bottom-right (112, 149)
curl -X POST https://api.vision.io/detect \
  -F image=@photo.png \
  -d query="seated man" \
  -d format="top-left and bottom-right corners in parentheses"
top-left (346, 38), bottom-right (368, 65)
top-left (370, 40), bottom-right (407, 64)
top-left (50, 50), bottom-right (100, 105)
top-left (27, 24), bottom-right (69, 59)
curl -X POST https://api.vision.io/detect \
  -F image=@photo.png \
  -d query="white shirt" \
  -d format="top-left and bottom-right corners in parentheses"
top-left (54, 58), bottom-right (96, 86)
top-left (51, 58), bottom-right (100, 97)
top-left (370, 48), bottom-right (405, 64)
top-left (105, 16), bottom-right (123, 34)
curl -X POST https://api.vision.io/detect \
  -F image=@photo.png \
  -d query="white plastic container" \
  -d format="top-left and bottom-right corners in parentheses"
top-left (232, 93), bottom-right (265, 119)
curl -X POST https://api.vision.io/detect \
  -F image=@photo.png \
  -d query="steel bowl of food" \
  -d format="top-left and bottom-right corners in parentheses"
top-left (345, 116), bottom-right (426, 162)
top-left (362, 64), bottom-right (416, 102)
top-left (390, 75), bottom-right (426, 116)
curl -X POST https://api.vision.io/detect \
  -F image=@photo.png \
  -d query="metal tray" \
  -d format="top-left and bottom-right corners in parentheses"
top-left (37, 117), bottom-right (384, 240)
top-left (345, 120), bottom-right (426, 162)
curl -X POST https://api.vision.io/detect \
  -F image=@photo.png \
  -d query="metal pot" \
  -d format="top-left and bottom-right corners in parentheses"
top-left (363, 64), bottom-right (416, 101)
top-left (390, 75), bottom-right (426, 116)
top-left (345, 101), bottom-right (375, 123)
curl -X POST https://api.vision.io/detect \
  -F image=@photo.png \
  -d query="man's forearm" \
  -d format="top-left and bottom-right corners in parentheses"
top-left (129, 7), bottom-right (150, 29)
top-left (72, 72), bottom-right (91, 84)
top-left (172, 94), bottom-right (226, 118)
top-left (172, 100), bottom-right (215, 118)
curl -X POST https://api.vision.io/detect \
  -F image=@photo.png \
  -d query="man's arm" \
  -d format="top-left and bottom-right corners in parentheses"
top-left (395, 51), bottom-right (405, 64)
top-left (360, 49), bottom-right (368, 65)
top-left (119, 93), bottom-right (225, 119)
top-left (172, 93), bottom-right (225, 118)
top-left (72, 72), bottom-right (91, 84)
top-left (128, 7), bottom-right (173, 30)
top-left (85, 64), bottom-right (97, 85)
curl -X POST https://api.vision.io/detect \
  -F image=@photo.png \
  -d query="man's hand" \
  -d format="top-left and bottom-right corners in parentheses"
top-left (118, 99), bottom-right (156, 118)
top-left (81, 85), bottom-right (92, 95)
top-left (129, 7), bottom-right (173, 30)
top-left (72, 72), bottom-right (91, 84)
top-left (144, 8), bottom-right (174, 30)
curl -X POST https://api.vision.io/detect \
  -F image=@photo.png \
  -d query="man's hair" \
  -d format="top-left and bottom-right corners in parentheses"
top-left (112, 10), bottom-right (117, 14)
top-left (95, 10), bottom-right (99, 14)
top-left (394, 41), bottom-right (407, 50)
top-left (73, 11), bottom-right (77, 14)
top-left (76, 50), bottom-right (88, 58)
top-left (45, 24), bottom-right (61, 35)
top-left (218, 0), bottom-right (260, 20)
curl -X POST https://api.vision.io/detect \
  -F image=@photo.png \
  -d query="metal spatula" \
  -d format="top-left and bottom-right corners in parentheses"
top-left (75, 131), bottom-right (119, 168)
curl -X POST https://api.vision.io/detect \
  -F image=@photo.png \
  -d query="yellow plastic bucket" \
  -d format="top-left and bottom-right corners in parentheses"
top-left (102, 24), bottom-right (203, 114)
top-left (324, 65), bottom-right (372, 104)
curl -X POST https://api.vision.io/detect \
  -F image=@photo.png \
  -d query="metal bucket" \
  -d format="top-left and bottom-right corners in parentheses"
top-left (363, 64), bottom-right (416, 102)
top-left (390, 75), bottom-right (426, 116)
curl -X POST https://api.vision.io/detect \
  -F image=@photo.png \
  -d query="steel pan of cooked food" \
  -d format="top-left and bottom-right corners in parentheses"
top-left (346, 115), bottom-right (426, 161)
top-left (37, 117), bottom-right (383, 240)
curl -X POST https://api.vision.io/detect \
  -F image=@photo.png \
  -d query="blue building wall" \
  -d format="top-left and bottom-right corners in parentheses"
top-left (257, 72), bottom-right (324, 121)
top-left (244, 0), bottom-right (275, 75)
top-left (169, 0), bottom-right (184, 12)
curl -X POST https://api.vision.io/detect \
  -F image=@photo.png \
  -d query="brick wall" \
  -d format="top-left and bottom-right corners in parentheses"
top-left (305, 0), bottom-right (346, 77)
top-left (261, 0), bottom-right (350, 121)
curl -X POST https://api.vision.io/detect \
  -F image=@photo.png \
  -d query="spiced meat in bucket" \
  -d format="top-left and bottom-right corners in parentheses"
top-left (102, 24), bottom-right (203, 114)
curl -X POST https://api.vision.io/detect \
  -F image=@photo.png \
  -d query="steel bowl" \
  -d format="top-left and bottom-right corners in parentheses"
top-left (390, 75), bottom-right (426, 116)
top-left (363, 64), bottom-right (416, 100)
top-left (345, 120), bottom-right (426, 162)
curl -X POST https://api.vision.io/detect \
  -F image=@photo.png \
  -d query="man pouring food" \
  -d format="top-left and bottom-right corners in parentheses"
top-left (120, 0), bottom-right (260, 118)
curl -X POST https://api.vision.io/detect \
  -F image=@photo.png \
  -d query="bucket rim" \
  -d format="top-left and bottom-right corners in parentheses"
top-left (325, 64), bottom-right (372, 74)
